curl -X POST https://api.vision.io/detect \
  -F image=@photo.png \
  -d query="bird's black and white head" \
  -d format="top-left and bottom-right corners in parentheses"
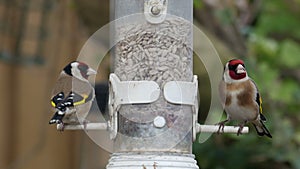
top-left (223, 59), bottom-right (248, 83)
top-left (63, 61), bottom-right (97, 81)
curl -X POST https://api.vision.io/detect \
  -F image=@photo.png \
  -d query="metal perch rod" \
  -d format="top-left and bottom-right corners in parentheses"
top-left (57, 123), bottom-right (249, 134)
top-left (57, 123), bottom-right (108, 130)
top-left (195, 124), bottom-right (249, 134)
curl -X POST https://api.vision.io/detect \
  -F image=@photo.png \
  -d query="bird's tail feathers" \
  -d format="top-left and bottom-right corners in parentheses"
top-left (252, 121), bottom-right (272, 138)
top-left (259, 113), bottom-right (267, 122)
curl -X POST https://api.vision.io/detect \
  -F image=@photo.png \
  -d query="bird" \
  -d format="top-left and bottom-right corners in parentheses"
top-left (217, 59), bottom-right (272, 138)
top-left (49, 61), bottom-right (97, 131)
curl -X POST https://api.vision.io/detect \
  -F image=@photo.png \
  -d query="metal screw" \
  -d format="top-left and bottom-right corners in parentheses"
top-left (151, 5), bottom-right (161, 16)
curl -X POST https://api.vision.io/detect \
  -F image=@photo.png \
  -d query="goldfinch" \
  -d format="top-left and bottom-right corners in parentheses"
top-left (218, 59), bottom-right (272, 138)
top-left (49, 61), bottom-right (97, 130)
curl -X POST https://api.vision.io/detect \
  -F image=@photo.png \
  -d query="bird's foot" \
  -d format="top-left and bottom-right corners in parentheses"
top-left (57, 121), bottom-right (65, 132)
top-left (83, 120), bottom-right (88, 131)
top-left (216, 119), bottom-right (229, 134)
top-left (80, 119), bottom-right (89, 131)
top-left (237, 122), bottom-right (246, 136)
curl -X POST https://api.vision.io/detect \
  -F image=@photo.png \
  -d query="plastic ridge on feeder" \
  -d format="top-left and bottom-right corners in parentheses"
top-left (106, 152), bottom-right (198, 169)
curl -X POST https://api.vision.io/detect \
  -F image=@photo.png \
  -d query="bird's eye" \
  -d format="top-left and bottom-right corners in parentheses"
top-left (228, 64), bottom-right (236, 70)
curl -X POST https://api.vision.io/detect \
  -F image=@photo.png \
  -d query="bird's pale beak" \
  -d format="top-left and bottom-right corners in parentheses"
top-left (236, 64), bottom-right (246, 74)
top-left (87, 68), bottom-right (97, 75)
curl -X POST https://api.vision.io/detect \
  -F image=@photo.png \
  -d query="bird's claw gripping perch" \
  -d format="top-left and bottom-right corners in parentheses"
top-left (56, 121), bottom-right (65, 132)
top-left (216, 119), bottom-right (229, 134)
top-left (237, 122), bottom-right (246, 136)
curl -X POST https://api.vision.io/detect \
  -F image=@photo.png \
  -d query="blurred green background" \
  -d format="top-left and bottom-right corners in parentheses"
top-left (0, 0), bottom-right (299, 169)
top-left (193, 0), bottom-right (300, 169)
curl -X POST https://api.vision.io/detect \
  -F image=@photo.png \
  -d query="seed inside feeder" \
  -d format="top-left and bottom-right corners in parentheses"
top-left (114, 17), bottom-right (193, 152)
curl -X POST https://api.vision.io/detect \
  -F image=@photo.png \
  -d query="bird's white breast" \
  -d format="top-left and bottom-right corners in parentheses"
top-left (225, 90), bottom-right (257, 122)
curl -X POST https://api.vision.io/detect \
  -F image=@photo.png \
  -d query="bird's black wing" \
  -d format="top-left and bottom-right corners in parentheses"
top-left (255, 87), bottom-right (266, 122)
top-left (51, 92), bottom-right (65, 108)
top-left (250, 79), bottom-right (266, 122)
top-left (64, 91), bottom-right (94, 107)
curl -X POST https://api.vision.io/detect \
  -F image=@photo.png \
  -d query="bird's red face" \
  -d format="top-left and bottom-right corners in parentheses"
top-left (227, 59), bottom-right (247, 80)
top-left (77, 62), bottom-right (97, 80)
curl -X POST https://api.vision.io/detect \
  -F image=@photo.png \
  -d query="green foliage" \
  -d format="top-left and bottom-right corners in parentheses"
top-left (255, 0), bottom-right (300, 39)
top-left (193, 0), bottom-right (203, 9)
top-left (279, 40), bottom-right (300, 68)
top-left (215, 9), bottom-right (235, 25)
top-left (193, 0), bottom-right (300, 169)
top-left (248, 34), bottom-right (279, 60)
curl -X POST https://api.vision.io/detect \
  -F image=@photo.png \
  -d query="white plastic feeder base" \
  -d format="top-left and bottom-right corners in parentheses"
top-left (106, 152), bottom-right (199, 169)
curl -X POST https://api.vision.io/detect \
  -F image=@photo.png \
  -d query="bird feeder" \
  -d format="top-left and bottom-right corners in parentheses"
top-left (57, 0), bottom-right (249, 168)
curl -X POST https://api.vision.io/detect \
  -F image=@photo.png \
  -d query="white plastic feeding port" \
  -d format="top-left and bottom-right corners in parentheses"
top-left (109, 73), bottom-right (160, 106)
top-left (164, 75), bottom-right (199, 141)
top-left (163, 75), bottom-right (198, 106)
top-left (108, 73), bottom-right (161, 139)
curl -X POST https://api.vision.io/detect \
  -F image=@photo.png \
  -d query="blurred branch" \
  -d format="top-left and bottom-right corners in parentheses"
top-left (285, 0), bottom-right (300, 13)
top-left (269, 32), bottom-right (300, 44)
top-left (281, 68), bottom-right (300, 83)
top-left (73, 0), bottom-right (110, 34)
top-left (194, 0), bottom-right (262, 57)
